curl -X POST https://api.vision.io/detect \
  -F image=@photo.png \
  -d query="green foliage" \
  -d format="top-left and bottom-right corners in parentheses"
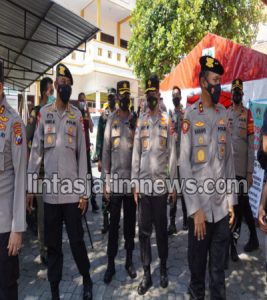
top-left (128, 0), bottom-right (266, 81)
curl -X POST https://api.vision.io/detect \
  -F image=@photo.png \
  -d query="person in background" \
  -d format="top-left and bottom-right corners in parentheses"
top-left (0, 60), bottom-right (27, 300)
top-left (96, 88), bottom-right (117, 234)
top-left (78, 92), bottom-right (99, 213)
top-left (26, 77), bottom-right (54, 266)
top-left (226, 78), bottom-right (258, 263)
top-left (168, 86), bottom-right (188, 235)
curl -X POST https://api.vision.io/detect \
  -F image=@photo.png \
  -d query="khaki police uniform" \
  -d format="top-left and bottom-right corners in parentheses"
top-left (0, 96), bottom-right (27, 300)
top-left (227, 104), bottom-right (258, 249)
top-left (27, 102), bottom-right (90, 284)
top-left (102, 109), bottom-right (137, 260)
top-left (131, 109), bottom-right (177, 267)
top-left (180, 99), bottom-right (236, 299)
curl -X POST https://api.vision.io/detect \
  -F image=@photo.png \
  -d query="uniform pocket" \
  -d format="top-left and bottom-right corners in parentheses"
top-left (218, 132), bottom-right (226, 160)
top-left (192, 132), bottom-right (209, 164)
top-left (44, 133), bottom-right (56, 148)
top-left (64, 125), bottom-right (77, 150)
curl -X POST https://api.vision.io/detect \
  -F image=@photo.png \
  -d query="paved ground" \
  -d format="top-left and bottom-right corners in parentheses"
top-left (19, 165), bottom-right (267, 299)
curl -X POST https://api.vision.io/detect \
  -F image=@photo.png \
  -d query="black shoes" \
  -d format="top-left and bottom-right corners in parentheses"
top-left (138, 266), bottom-right (152, 295)
top-left (244, 235), bottom-right (259, 252)
top-left (40, 255), bottom-right (48, 267)
top-left (125, 252), bottom-right (137, 279)
top-left (83, 276), bottom-right (93, 300)
top-left (101, 214), bottom-right (109, 234)
top-left (50, 282), bottom-right (60, 300)
top-left (167, 222), bottom-right (177, 235)
top-left (104, 261), bottom-right (115, 284)
top-left (160, 261), bottom-right (168, 288)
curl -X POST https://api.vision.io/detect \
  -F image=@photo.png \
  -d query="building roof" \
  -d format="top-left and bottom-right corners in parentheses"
top-left (0, 0), bottom-right (99, 91)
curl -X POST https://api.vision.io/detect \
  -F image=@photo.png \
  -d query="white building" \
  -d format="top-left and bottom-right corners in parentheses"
top-left (29, 0), bottom-right (140, 111)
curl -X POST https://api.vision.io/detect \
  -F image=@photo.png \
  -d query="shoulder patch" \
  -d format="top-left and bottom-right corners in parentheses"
top-left (13, 121), bottom-right (23, 145)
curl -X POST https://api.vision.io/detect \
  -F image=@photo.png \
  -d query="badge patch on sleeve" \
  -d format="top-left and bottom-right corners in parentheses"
top-left (13, 122), bottom-right (23, 145)
top-left (182, 119), bottom-right (190, 134)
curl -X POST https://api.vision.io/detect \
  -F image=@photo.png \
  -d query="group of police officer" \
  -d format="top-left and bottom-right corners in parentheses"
top-left (0, 54), bottom-right (260, 300)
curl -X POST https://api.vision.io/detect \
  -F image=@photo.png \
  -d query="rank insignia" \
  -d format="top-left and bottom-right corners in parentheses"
top-left (47, 135), bottom-right (53, 145)
top-left (113, 137), bottom-right (120, 147)
top-left (195, 121), bottom-right (205, 127)
top-left (182, 119), bottom-right (190, 134)
top-left (0, 105), bottom-right (5, 114)
top-left (206, 57), bottom-right (214, 68)
top-left (199, 102), bottom-right (204, 113)
top-left (197, 149), bottom-right (205, 162)
top-left (0, 122), bottom-right (6, 130)
top-left (198, 135), bottom-right (204, 145)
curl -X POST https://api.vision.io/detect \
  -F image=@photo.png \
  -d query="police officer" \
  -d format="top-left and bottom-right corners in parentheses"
top-left (102, 81), bottom-right (137, 284)
top-left (227, 79), bottom-right (258, 261)
top-left (26, 77), bottom-right (54, 266)
top-left (131, 75), bottom-right (177, 295)
top-left (168, 86), bottom-right (188, 235)
top-left (180, 56), bottom-right (236, 300)
top-left (27, 64), bottom-right (92, 300)
top-left (0, 60), bottom-right (27, 300)
top-left (96, 88), bottom-right (116, 234)
top-left (78, 92), bottom-right (99, 213)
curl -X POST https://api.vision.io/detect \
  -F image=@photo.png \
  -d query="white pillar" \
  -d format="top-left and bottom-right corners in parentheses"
top-left (96, 91), bottom-right (101, 110)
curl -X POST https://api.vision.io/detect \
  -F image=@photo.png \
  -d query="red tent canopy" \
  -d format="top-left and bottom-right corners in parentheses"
top-left (160, 33), bottom-right (267, 91)
top-left (187, 91), bottom-right (232, 108)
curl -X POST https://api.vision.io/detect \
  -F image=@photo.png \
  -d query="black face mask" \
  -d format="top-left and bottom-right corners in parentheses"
top-left (147, 95), bottom-right (158, 111)
top-left (205, 80), bottom-right (221, 104)
top-left (108, 95), bottom-right (116, 110)
top-left (119, 95), bottom-right (130, 111)
top-left (172, 95), bottom-right (181, 107)
top-left (232, 92), bottom-right (243, 105)
top-left (58, 84), bottom-right (72, 104)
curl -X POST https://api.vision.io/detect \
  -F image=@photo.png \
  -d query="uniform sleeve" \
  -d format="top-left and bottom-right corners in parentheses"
top-left (77, 113), bottom-right (88, 198)
top-left (247, 109), bottom-right (254, 174)
top-left (102, 117), bottom-right (112, 176)
top-left (27, 111), bottom-right (44, 188)
top-left (225, 119), bottom-right (237, 207)
top-left (179, 111), bottom-right (201, 216)
top-left (11, 119), bottom-right (27, 232)
top-left (168, 117), bottom-right (177, 182)
top-left (131, 118), bottom-right (141, 185)
top-left (95, 116), bottom-right (104, 160)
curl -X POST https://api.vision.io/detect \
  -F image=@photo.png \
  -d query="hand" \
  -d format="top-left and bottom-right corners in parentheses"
top-left (258, 205), bottom-right (267, 234)
top-left (228, 206), bottom-right (235, 227)
top-left (133, 188), bottom-right (139, 206)
top-left (7, 232), bottom-right (22, 256)
top-left (26, 193), bottom-right (34, 213)
top-left (103, 185), bottom-right (110, 201)
top-left (247, 172), bottom-right (253, 189)
top-left (78, 198), bottom-right (88, 215)
top-left (193, 209), bottom-right (206, 241)
top-left (98, 160), bottom-right (102, 173)
top-left (168, 190), bottom-right (177, 204)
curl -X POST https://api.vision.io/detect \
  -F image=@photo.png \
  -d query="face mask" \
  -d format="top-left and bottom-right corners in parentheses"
top-left (58, 84), bottom-right (72, 104)
top-left (172, 95), bottom-right (181, 107)
top-left (205, 80), bottom-right (221, 104)
top-left (147, 95), bottom-right (158, 111)
top-left (79, 101), bottom-right (86, 110)
top-left (47, 95), bottom-right (55, 105)
top-left (119, 95), bottom-right (130, 111)
top-left (232, 92), bottom-right (242, 105)
top-left (108, 95), bottom-right (116, 110)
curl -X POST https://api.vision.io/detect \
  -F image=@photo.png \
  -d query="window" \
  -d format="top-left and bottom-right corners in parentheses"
top-left (101, 33), bottom-right (115, 45)
top-left (117, 53), bottom-right (121, 61)
top-left (120, 39), bottom-right (128, 49)
top-left (108, 51), bottom-right (112, 59)
top-left (98, 48), bottom-right (102, 56)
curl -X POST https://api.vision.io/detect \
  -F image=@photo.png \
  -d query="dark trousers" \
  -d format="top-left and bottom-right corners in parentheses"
top-left (107, 194), bottom-right (136, 259)
top-left (188, 216), bottom-right (230, 300)
top-left (138, 194), bottom-right (168, 267)
top-left (169, 167), bottom-right (187, 224)
top-left (231, 176), bottom-right (257, 243)
top-left (0, 232), bottom-right (19, 300)
top-left (87, 151), bottom-right (97, 208)
top-left (44, 203), bottom-right (90, 283)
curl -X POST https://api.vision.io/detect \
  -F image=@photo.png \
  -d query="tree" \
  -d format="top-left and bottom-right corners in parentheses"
top-left (128, 0), bottom-right (266, 81)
